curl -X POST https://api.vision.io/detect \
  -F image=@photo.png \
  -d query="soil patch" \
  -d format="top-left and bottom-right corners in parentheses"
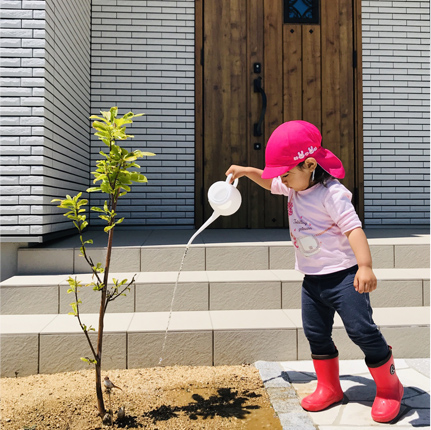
top-left (1, 365), bottom-right (282, 429)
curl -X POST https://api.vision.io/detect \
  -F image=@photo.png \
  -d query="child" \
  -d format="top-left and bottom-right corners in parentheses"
top-left (226, 120), bottom-right (404, 423)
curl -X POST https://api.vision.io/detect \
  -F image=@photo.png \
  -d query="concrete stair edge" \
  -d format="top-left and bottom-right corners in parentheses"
top-left (1, 307), bottom-right (429, 377)
top-left (1, 268), bottom-right (429, 315)
top-left (16, 241), bottom-right (430, 274)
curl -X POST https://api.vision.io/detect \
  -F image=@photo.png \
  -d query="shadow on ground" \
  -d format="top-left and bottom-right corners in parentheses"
top-left (280, 370), bottom-right (430, 427)
top-left (143, 387), bottom-right (261, 423)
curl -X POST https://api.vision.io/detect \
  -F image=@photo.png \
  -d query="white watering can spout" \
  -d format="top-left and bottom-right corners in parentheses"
top-left (186, 211), bottom-right (219, 248)
top-left (186, 174), bottom-right (242, 248)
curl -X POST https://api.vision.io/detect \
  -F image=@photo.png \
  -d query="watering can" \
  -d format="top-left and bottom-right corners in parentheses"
top-left (187, 174), bottom-right (242, 247)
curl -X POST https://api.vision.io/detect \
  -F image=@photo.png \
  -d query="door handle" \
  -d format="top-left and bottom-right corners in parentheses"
top-left (253, 77), bottom-right (267, 137)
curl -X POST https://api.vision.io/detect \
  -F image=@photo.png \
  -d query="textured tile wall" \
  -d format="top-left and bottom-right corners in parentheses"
top-left (362, 0), bottom-right (430, 225)
top-left (1, 0), bottom-right (429, 242)
top-left (90, 0), bottom-right (195, 227)
top-left (0, 0), bottom-right (91, 240)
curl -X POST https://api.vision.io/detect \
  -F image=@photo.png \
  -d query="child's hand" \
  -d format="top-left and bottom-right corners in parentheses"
top-left (354, 266), bottom-right (377, 294)
top-left (225, 165), bottom-right (248, 182)
top-left (225, 165), bottom-right (273, 190)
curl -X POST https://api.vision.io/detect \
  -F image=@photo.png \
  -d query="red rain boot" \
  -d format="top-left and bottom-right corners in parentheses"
top-left (301, 352), bottom-right (344, 412)
top-left (367, 347), bottom-right (404, 423)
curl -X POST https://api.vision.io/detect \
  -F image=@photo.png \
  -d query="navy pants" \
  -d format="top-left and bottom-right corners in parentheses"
top-left (301, 265), bottom-right (389, 364)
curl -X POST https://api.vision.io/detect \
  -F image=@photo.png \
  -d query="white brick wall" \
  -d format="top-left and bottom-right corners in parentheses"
top-left (90, 0), bottom-right (195, 227)
top-left (362, 0), bottom-right (430, 225)
top-left (0, 0), bottom-right (91, 240)
top-left (1, 0), bottom-right (429, 243)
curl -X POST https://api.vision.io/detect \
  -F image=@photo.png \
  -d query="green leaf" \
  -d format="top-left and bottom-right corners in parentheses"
top-left (134, 150), bottom-right (156, 158)
top-left (122, 112), bottom-right (134, 120)
top-left (92, 121), bottom-right (109, 131)
top-left (87, 187), bottom-right (102, 193)
top-left (80, 357), bottom-right (97, 365)
top-left (70, 303), bottom-right (78, 315)
top-left (104, 225), bottom-right (115, 233)
top-left (101, 110), bottom-right (111, 121)
top-left (91, 206), bottom-right (104, 213)
top-left (89, 115), bottom-right (109, 123)
top-left (95, 132), bottom-right (110, 139)
top-left (110, 106), bottom-right (118, 121)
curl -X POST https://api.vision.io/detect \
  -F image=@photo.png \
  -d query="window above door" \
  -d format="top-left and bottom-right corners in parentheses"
top-left (284, 0), bottom-right (320, 24)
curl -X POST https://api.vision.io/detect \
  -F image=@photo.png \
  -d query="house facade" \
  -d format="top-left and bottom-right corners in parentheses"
top-left (1, 0), bottom-right (429, 279)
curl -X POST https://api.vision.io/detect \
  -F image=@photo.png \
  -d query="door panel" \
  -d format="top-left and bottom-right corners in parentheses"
top-left (263, 0), bottom-right (284, 228)
top-left (203, 0), bottom-right (249, 228)
top-left (198, 0), bottom-right (361, 229)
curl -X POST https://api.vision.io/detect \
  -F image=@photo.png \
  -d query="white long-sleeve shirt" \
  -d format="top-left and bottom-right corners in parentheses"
top-left (271, 177), bottom-right (362, 275)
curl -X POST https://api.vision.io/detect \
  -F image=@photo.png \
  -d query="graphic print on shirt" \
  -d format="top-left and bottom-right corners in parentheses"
top-left (289, 210), bottom-right (337, 258)
top-left (288, 201), bottom-right (293, 216)
top-left (290, 215), bottom-right (321, 257)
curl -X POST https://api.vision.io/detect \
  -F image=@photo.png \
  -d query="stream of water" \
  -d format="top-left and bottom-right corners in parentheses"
top-left (158, 245), bottom-right (189, 366)
top-left (158, 212), bottom-right (224, 365)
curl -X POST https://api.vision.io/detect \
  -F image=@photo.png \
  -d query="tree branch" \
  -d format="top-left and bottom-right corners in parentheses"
top-left (73, 279), bottom-right (98, 362)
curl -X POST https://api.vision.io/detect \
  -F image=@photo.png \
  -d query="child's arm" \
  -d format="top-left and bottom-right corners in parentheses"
top-left (345, 227), bottom-right (377, 294)
top-left (225, 165), bottom-right (273, 190)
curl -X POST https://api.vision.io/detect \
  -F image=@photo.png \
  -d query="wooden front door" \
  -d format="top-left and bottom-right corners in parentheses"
top-left (195, 0), bottom-right (363, 229)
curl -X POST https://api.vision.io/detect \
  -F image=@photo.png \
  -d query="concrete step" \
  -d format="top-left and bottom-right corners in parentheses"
top-left (16, 232), bottom-right (430, 274)
top-left (1, 306), bottom-right (429, 377)
top-left (1, 268), bottom-right (429, 315)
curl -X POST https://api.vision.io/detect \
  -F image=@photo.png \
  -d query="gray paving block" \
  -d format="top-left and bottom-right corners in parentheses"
top-left (141, 246), bottom-right (205, 271)
top-left (39, 333), bottom-right (127, 374)
top-left (370, 245), bottom-right (394, 268)
top-left (136, 282), bottom-right (209, 311)
top-left (424, 280), bottom-right (430, 306)
top-left (206, 246), bottom-right (268, 271)
top-left (59, 277), bottom-right (135, 314)
top-left (59, 284), bottom-right (135, 314)
top-left (74, 247), bottom-right (141, 273)
top-left (1, 285), bottom-right (59, 314)
top-left (1, 334), bottom-right (39, 377)
top-left (395, 244), bottom-right (430, 268)
top-left (18, 248), bottom-right (74, 275)
top-left (210, 281), bottom-right (281, 310)
top-left (370, 280), bottom-right (423, 307)
top-left (128, 331), bottom-right (213, 367)
top-left (380, 326), bottom-right (430, 358)
top-left (269, 246), bottom-right (296, 270)
top-left (255, 361), bottom-right (293, 388)
top-left (214, 329), bottom-right (297, 365)
top-left (265, 387), bottom-right (303, 413)
top-left (282, 281), bottom-right (302, 309)
top-left (277, 412), bottom-right (316, 430)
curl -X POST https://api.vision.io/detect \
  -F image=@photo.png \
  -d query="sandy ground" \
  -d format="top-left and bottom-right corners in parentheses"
top-left (0, 365), bottom-right (282, 429)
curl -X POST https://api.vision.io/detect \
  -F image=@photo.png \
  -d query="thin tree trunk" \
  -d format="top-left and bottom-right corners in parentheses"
top-left (95, 221), bottom-right (116, 417)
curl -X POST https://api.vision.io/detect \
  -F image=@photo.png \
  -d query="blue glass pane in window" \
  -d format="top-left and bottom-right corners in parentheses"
top-left (290, 0), bottom-right (310, 18)
top-left (284, 0), bottom-right (319, 24)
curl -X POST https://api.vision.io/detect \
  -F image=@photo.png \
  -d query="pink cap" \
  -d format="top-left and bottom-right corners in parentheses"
top-left (261, 120), bottom-right (345, 179)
